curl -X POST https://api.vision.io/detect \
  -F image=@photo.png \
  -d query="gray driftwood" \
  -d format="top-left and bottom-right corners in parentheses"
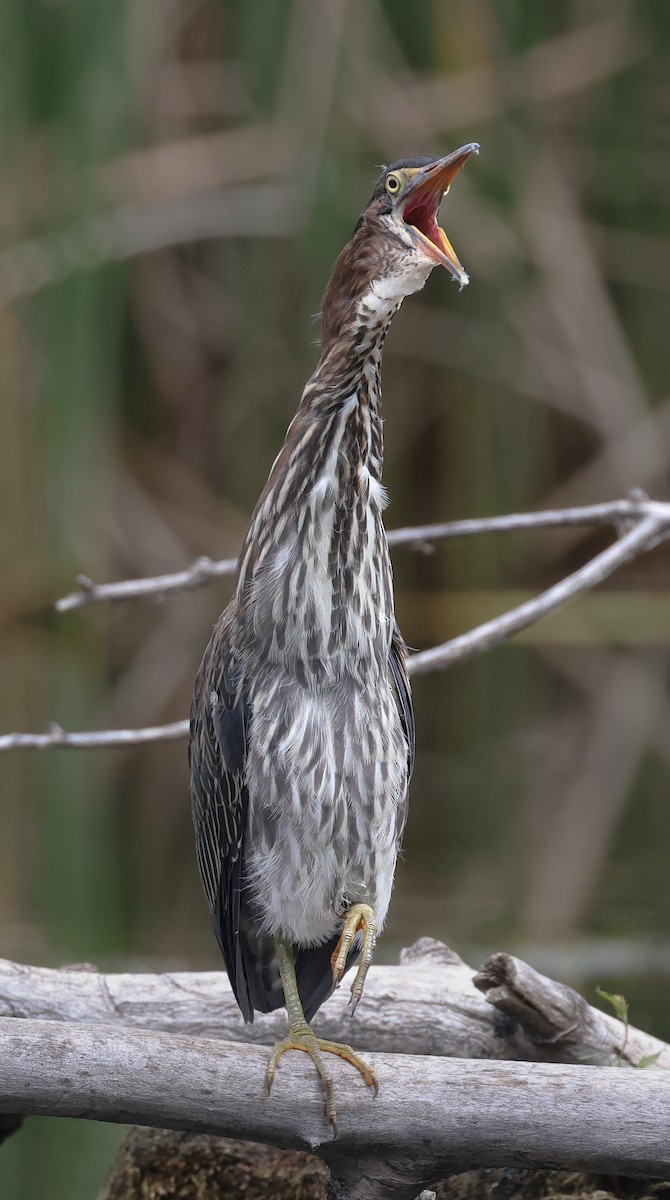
top-left (1, 938), bottom-right (668, 1069)
top-left (0, 1015), bottom-right (669, 1200)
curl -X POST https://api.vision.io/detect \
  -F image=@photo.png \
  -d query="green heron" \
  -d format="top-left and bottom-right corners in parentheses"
top-left (190, 143), bottom-right (478, 1129)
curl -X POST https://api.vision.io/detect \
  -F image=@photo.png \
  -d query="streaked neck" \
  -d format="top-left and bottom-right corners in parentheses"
top-left (233, 287), bottom-right (399, 680)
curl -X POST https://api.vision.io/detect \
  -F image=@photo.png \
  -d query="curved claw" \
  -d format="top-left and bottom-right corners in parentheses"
top-left (331, 902), bottom-right (377, 1013)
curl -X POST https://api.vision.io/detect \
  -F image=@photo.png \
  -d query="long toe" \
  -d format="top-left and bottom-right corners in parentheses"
top-left (266, 1027), bottom-right (377, 1130)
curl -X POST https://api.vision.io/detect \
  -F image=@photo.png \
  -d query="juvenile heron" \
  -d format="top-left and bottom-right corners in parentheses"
top-left (190, 143), bottom-right (478, 1128)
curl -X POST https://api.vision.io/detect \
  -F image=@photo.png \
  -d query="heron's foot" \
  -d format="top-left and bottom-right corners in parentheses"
top-left (331, 902), bottom-right (377, 1014)
top-left (266, 1022), bottom-right (378, 1131)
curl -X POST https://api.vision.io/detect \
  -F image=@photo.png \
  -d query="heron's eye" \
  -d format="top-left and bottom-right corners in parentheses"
top-left (385, 172), bottom-right (402, 196)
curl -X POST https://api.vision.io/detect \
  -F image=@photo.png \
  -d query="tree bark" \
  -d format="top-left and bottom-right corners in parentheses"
top-left (100, 1129), bottom-right (330, 1200)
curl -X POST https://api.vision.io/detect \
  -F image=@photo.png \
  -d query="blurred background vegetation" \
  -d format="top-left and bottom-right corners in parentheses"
top-left (1, 0), bottom-right (670, 1194)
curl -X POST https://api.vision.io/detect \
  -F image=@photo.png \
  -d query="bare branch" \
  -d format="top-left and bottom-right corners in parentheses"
top-left (408, 509), bottom-right (666, 675)
top-left (2, 497), bottom-right (666, 753)
top-left (56, 496), bottom-right (662, 612)
top-left (387, 495), bottom-right (659, 546)
top-left (0, 720), bottom-right (188, 753)
top-left (57, 557), bottom-right (238, 612)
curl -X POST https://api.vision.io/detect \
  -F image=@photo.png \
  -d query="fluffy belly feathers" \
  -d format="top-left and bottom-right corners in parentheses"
top-left (244, 678), bottom-right (407, 946)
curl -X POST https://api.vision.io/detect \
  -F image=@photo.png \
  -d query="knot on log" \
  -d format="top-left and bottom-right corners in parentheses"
top-left (474, 953), bottom-right (591, 1048)
top-left (399, 939), bottom-right (465, 967)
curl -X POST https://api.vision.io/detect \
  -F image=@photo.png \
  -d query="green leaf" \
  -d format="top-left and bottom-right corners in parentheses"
top-left (636, 1052), bottom-right (662, 1069)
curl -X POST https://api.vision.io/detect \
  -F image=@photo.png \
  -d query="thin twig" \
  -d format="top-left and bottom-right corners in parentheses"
top-left (56, 495), bottom-right (660, 612)
top-left (409, 509), bottom-right (666, 675)
top-left (386, 496), bottom-right (656, 545)
top-left (3, 497), bottom-right (666, 753)
top-left (57, 556), bottom-right (238, 612)
top-left (0, 721), bottom-right (188, 753)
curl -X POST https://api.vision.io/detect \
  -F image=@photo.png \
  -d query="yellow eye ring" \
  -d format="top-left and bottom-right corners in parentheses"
top-left (385, 172), bottom-right (402, 195)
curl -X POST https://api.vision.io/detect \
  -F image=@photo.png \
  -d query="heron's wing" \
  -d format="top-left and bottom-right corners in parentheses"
top-left (189, 638), bottom-right (253, 1020)
top-left (389, 625), bottom-right (415, 851)
top-left (389, 626), bottom-right (415, 780)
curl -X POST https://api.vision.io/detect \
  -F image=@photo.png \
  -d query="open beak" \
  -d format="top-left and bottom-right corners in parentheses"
top-left (401, 143), bottom-right (479, 286)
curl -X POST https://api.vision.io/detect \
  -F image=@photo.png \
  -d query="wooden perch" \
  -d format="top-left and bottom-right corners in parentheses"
top-left (0, 1016), bottom-right (669, 1200)
top-left (1, 939), bottom-right (668, 1069)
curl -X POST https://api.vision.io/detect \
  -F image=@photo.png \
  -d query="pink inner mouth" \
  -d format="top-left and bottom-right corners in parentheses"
top-left (402, 198), bottom-right (441, 247)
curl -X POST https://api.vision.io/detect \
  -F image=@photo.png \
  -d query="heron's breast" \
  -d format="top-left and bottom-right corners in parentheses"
top-left (244, 681), bottom-right (407, 943)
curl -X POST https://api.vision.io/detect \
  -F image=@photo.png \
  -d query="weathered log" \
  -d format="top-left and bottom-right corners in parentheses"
top-left (2, 940), bottom-right (668, 1198)
top-left (1, 939), bottom-right (667, 1069)
top-left (0, 1016), bottom-right (669, 1200)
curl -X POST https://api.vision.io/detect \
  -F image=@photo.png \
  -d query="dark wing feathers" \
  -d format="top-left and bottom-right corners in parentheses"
top-left (389, 627), bottom-right (415, 780)
top-left (189, 638), bottom-right (253, 1021)
top-left (388, 626), bottom-right (414, 848)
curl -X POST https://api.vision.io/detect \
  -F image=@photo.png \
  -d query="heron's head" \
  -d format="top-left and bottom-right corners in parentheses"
top-left (366, 144), bottom-right (479, 290)
top-left (321, 143), bottom-right (479, 346)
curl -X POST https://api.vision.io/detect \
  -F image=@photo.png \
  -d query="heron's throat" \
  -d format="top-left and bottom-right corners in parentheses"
top-left (320, 266), bottom-right (408, 362)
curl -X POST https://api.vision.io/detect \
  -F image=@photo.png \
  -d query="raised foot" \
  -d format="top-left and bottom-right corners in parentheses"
top-left (331, 902), bottom-right (377, 1015)
top-left (266, 1023), bottom-right (378, 1131)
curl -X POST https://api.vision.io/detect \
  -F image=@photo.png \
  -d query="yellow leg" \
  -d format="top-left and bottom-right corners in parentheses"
top-left (331, 902), bottom-right (377, 1015)
top-left (267, 936), bottom-right (378, 1132)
